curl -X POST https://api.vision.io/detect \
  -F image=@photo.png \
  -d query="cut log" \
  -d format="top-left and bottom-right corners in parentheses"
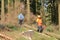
top-left (0, 33), bottom-right (13, 40)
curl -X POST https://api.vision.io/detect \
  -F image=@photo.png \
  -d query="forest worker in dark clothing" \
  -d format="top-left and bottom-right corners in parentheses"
top-left (18, 13), bottom-right (24, 25)
top-left (36, 15), bottom-right (43, 33)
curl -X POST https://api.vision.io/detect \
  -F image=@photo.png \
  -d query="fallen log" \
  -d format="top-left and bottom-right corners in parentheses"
top-left (0, 33), bottom-right (13, 40)
top-left (44, 32), bottom-right (60, 40)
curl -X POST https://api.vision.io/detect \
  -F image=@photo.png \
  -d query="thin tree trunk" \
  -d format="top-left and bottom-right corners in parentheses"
top-left (36, 0), bottom-right (37, 14)
top-left (26, 0), bottom-right (30, 24)
top-left (7, 0), bottom-right (11, 23)
top-left (14, 0), bottom-right (19, 15)
top-left (1, 0), bottom-right (5, 24)
top-left (8, 0), bottom-right (10, 13)
top-left (18, 0), bottom-right (20, 13)
top-left (14, 0), bottom-right (16, 18)
top-left (58, 1), bottom-right (60, 30)
top-left (10, 0), bottom-right (14, 14)
top-left (14, 0), bottom-right (20, 24)
top-left (40, 0), bottom-right (46, 25)
top-left (14, 0), bottom-right (16, 12)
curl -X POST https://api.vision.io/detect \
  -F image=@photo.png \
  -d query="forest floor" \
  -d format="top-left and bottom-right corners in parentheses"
top-left (0, 24), bottom-right (60, 40)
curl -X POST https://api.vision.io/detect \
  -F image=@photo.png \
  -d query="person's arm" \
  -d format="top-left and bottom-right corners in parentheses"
top-left (36, 19), bottom-right (38, 23)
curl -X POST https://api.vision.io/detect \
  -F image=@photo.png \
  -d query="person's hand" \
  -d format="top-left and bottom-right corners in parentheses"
top-left (42, 25), bottom-right (46, 29)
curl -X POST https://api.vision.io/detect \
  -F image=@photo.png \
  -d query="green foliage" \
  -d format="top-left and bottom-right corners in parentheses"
top-left (47, 0), bottom-right (58, 25)
top-left (4, 0), bottom-right (8, 13)
top-left (6, 24), bottom-right (27, 31)
top-left (36, 0), bottom-right (41, 14)
top-left (46, 27), bottom-right (53, 32)
top-left (46, 25), bottom-right (54, 32)
top-left (16, 37), bottom-right (28, 40)
top-left (19, 27), bottom-right (28, 32)
top-left (32, 31), bottom-right (57, 40)
top-left (6, 24), bottom-right (18, 30)
top-left (30, 0), bottom-right (36, 14)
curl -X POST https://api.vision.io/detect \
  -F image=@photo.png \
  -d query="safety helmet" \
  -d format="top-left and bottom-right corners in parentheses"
top-left (37, 15), bottom-right (41, 18)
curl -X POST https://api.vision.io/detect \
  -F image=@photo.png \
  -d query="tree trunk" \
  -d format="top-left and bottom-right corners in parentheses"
top-left (58, 1), bottom-right (60, 30)
top-left (14, 0), bottom-right (16, 12)
top-left (26, 0), bottom-right (30, 24)
top-left (13, 0), bottom-right (20, 25)
top-left (7, 0), bottom-right (11, 23)
top-left (36, 0), bottom-right (37, 14)
top-left (40, 0), bottom-right (46, 25)
top-left (11, 0), bottom-right (14, 11)
top-left (8, 0), bottom-right (10, 13)
top-left (1, 0), bottom-right (5, 24)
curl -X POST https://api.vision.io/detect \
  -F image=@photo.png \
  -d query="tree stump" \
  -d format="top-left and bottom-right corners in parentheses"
top-left (22, 30), bottom-right (34, 40)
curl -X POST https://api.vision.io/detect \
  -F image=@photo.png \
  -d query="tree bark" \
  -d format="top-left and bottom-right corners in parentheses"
top-left (58, 1), bottom-right (60, 30)
top-left (8, 0), bottom-right (10, 13)
top-left (26, 0), bottom-right (30, 24)
top-left (36, 0), bottom-right (37, 14)
top-left (1, 0), bottom-right (5, 24)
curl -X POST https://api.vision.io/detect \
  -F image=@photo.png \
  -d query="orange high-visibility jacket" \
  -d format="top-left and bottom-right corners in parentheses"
top-left (36, 18), bottom-right (42, 26)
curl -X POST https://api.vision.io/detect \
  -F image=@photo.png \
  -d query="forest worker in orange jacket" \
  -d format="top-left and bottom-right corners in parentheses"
top-left (36, 15), bottom-right (43, 33)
